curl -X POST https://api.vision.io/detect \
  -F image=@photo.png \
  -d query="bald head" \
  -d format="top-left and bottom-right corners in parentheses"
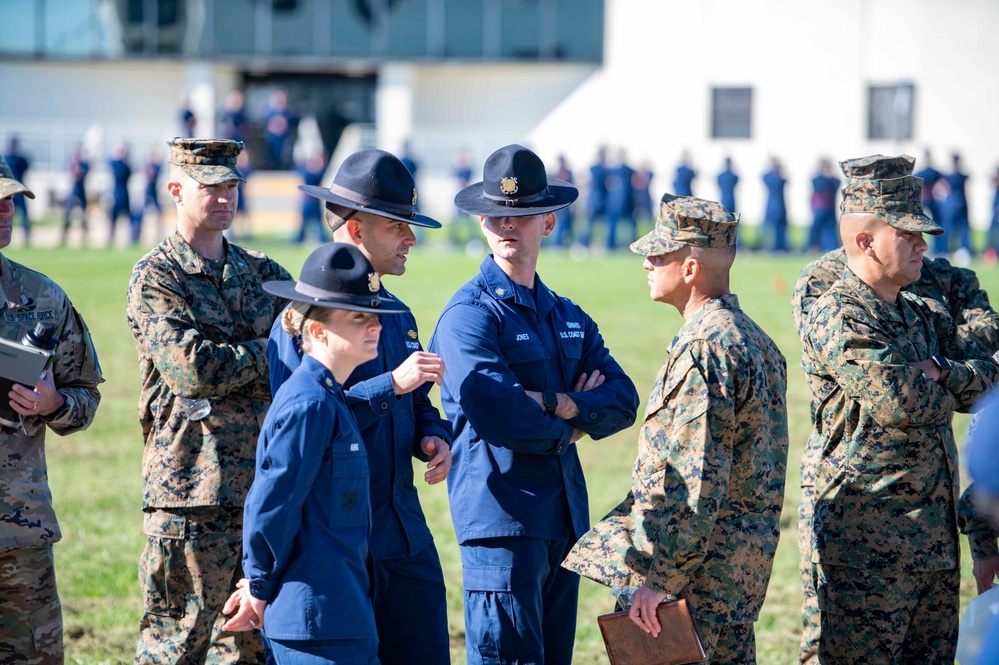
top-left (688, 244), bottom-right (736, 291)
top-left (840, 212), bottom-right (883, 260)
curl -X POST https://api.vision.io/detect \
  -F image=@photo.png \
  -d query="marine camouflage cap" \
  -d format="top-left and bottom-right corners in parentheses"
top-left (0, 154), bottom-right (35, 200)
top-left (839, 154), bottom-right (942, 235)
top-left (630, 194), bottom-right (738, 256)
top-left (168, 138), bottom-right (244, 185)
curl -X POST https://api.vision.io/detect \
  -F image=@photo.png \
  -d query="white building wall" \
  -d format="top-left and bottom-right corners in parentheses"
top-left (2, 0), bottom-right (997, 228)
top-left (402, 0), bottom-right (999, 227)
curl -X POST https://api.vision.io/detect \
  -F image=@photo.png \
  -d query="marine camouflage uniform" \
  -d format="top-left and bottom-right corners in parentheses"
top-left (792, 157), bottom-right (999, 664)
top-left (564, 197), bottom-right (789, 664)
top-left (128, 217), bottom-right (289, 661)
top-left (0, 252), bottom-right (102, 664)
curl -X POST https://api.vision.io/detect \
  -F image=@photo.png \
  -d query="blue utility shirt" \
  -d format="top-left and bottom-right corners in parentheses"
top-left (429, 255), bottom-right (639, 544)
top-left (243, 354), bottom-right (377, 641)
top-left (268, 288), bottom-right (451, 561)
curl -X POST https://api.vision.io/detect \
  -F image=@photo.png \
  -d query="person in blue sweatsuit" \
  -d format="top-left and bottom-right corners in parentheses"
top-left (717, 156), bottom-right (738, 214)
top-left (605, 149), bottom-right (636, 250)
top-left (807, 158), bottom-right (840, 252)
top-left (944, 152), bottom-right (973, 255)
top-left (107, 143), bottom-right (133, 247)
top-left (4, 137), bottom-right (31, 243)
top-left (267, 149), bottom-right (453, 665)
top-left (223, 242), bottom-right (409, 664)
top-left (762, 157), bottom-right (789, 252)
top-left (429, 144), bottom-right (640, 665)
top-left (581, 146), bottom-right (609, 248)
top-left (294, 154), bottom-right (327, 244)
top-left (915, 150), bottom-right (946, 255)
top-left (673, 151), bottom-right (696, 197)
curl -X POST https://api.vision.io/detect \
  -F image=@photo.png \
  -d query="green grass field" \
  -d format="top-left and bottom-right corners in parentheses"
top-left (8, 237), bottom-right (990, 664)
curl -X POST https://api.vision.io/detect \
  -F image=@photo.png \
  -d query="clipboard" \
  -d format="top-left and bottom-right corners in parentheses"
top-left (0, 336), bottom-right (53, 387)
top-left (597, 598), bottom-right (706, 665)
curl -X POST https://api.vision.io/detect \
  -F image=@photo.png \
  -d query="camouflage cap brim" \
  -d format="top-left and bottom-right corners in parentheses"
top-left (175, 162), bottom-right (244, 186)
top-left (880, 210), bottom-right (943, 236)
top-left (629, 230), bottom-right (686, 256)
top-left (0, 178), bottom-right (35, 200)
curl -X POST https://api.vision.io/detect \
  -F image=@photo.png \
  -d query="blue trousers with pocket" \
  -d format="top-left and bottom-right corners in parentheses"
top-left (460, 536), bottom-right (578, 665)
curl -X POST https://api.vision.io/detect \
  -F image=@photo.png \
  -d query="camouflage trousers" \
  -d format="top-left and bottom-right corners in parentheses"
top-left (135, 507), bottom-right (265, 665)
top-left (797, 485), bottom-right (818, 665)
top-left (0, 545), bottom-right (62, 665)
top-left (813, 563), bottom-right (959, 664)
top-left (698, 620), bottom-right (756, 665)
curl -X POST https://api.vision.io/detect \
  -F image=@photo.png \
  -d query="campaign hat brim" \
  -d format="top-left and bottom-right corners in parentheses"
top-left (454, 177), bottom-right (578, 217)
top-left (298, 184), bottom-right (442, 229)
top-left (263, 280), bottom-right (410, 315)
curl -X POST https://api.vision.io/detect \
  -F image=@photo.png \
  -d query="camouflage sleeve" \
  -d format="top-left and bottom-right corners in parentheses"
top-left (923, 297), bottom-right (999, 413)
top-left (645, 341), bottom-right (734, 596)
top-left (805, 300), bottom-right (957, 428)
top-left (41, 300), bottom-right (102, 435)
top-left (791, 257), bottom-right (842, 341)
top-left (126, 262), bottom-right (268, 399)
top-left (958, 483), bottom-right (999, 560)
top-left (948, 265), bottom-right (999, 354)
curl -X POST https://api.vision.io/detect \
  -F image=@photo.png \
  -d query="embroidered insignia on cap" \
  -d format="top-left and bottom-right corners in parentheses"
top-left (500, 177), bottom-right (518, 195)
top-left (412, 188), bottom-right (418, 205)
top-left (407, 329), bottom-right (418, 339)
top-left (368, 273), bottom-right (380, 292)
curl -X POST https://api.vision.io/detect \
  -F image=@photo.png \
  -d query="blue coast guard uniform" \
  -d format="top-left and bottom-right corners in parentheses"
top-left (429, 254), bottom-right (639, 665)
top-left (243, 355), bottom-right (378, 660)
top-left (268, 288), bottom-right (452, 665)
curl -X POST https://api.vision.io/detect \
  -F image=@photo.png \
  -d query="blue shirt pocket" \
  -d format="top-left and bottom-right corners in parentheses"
top-left (329, 440), bottom-right (369, 529)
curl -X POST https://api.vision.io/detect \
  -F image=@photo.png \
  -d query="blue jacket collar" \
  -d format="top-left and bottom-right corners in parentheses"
top-left (299, 354), bottom-right (342, 394)
top-left (479, 254), bottom-right (555, 316)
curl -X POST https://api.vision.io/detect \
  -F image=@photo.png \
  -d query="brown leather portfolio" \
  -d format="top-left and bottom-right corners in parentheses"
top-left (596, 598), bottom-right (706, 665)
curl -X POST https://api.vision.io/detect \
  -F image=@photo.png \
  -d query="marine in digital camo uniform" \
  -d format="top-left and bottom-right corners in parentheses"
top-left (127, 139), bottom-right (291, 664)
top-left (791, 157), bottom-right (999, 665)
top-left (564, 195), bottom-right (789, 664)
top-left (429, 145), bottom-right (640, 665)
top-left (0, 156), bottom-right (103, 664)
top-left (800, 154), bottom-right (999, 663)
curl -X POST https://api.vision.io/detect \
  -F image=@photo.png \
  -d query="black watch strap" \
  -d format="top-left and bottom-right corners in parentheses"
top-left (542, 390), bottom-right (558, 416)
top-left (931, 355), bottom-right (952, 371)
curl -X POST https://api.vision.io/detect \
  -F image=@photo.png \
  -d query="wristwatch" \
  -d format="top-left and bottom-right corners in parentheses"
top-left (542, 390), bottom-right (558, 416)
top-left (931, 355), bottom-right (952, 381)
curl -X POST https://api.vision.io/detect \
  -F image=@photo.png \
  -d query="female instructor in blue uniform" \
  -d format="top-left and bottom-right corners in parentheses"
top-left (222, 242), bottom-right (407, 664)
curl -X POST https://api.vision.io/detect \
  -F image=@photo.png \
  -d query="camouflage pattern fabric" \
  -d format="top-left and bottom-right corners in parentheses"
top-left (563, 294), bottom-right (788, 629)
top-left (814, 564), bottom-right (959, 664)
top-left (167, 138), bottom-right (244, 186)
top-left (801, 268), bottom-right (999, 656)
top-left (630, 195), bottom-right (739, 256)
top-left (838, 154), bottom-right (941, 235)
top-left (0, 546), bottom-right (61, 665)
top-left (697, 620), bottom-right (756, 665)
top-left (792, 248), bottom-right (999, 663)
top-left (127, 233), bottom-right (288, 663)
top-left (134, 508), bottom-right (265, 665)
top-left (0, 252), bottom-right (103, 552)
top-left (126, 232), bottom-right (290, 509)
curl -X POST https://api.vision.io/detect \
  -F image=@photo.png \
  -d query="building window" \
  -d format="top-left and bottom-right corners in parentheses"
top-left (711, 87), bottom-right (752, 139)
top-left (868, 83), bottom-right (914, 140)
